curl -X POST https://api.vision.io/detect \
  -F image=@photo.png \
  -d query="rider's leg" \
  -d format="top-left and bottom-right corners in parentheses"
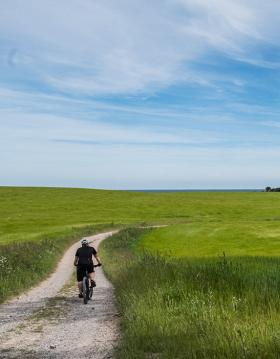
top-left (89, 272), bottom-right (96, 287)
top-left (89, 272), bottom-right (95, 281)
top-left (78, 281), bottom-right (83, 294)
top-left (77, 266), bottom-right (84, 296)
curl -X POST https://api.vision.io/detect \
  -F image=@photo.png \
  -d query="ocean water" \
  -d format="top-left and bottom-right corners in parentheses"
top-left (130, 189), bottom-right (263, 193)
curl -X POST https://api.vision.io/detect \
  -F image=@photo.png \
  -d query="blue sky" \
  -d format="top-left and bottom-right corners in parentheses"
top-left (1, 0), bottom-right (280, 189)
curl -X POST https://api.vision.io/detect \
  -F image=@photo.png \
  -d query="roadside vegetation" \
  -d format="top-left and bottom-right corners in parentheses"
top-left (101, 228), bottom-right (280, 358)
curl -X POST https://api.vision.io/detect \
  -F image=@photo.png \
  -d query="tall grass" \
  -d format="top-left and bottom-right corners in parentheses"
top-left (101, 228), bottom-right (280, 358)
top-left (0, 224), bottom-right (114, 303)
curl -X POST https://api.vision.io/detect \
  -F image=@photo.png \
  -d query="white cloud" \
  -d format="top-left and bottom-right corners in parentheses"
top-left (1, 0), bottom-right (280, 96)
top-left (0, 108), bottom-right (279, 189)
top-left (260, 121), bottom-right (280, 128)
top-left (2, 1), bottom-right (280, 188)
top-left (0, 109), bottom-right (221, 148)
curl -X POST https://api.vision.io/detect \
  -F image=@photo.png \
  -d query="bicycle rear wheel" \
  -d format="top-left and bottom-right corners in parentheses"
top-left (82, 276), bottom-right (88, 304)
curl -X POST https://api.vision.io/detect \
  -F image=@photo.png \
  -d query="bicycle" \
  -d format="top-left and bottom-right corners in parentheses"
top-left (82, 264), bottom-right (101, 304)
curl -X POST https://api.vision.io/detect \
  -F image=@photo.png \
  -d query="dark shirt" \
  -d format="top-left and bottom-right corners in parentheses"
top-left (75, 246), bottom-right (97, 265)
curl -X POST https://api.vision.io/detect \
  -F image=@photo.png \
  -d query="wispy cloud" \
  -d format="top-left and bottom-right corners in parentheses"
top-left (1, 0), bottom-right (280, 95)
top-left (1, 1), bottom-right (280, 188)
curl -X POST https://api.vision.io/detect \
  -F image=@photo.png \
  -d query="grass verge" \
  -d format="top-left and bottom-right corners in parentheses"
top-left (0, 224), bottom-right (116, 303)
top-left (100, 228), bottom-right (280, 358)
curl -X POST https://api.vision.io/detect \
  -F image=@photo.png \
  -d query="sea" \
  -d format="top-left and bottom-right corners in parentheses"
top-left (130, 189), bottom-right (263, 193)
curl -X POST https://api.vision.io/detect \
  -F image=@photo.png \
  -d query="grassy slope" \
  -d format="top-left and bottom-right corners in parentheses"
top-left (101, 228), bottom-right (280, 358)
top-left (2, 185), bottom-right (280, 327)
top-left (139, 223), bottom-right (280, 257)
top-left (1, 186), bottom-right (280, 245)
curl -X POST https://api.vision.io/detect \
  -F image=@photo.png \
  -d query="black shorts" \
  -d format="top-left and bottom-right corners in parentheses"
top-left (76, 263), bottom-right (95, 282)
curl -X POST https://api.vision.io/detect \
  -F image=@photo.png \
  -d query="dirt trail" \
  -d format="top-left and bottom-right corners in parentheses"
top-left (0, 231), bottom-right (119, 359)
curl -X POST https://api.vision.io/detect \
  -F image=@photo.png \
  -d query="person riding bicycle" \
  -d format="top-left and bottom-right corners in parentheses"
top-left (74, 238), bottom-right (102, 298)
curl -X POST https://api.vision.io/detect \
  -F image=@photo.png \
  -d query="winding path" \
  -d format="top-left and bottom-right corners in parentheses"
top-left (0, 231), bottom-right (119, 358)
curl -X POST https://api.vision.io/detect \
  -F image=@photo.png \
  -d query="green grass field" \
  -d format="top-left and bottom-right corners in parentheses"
top-left (139, 223), bottom-right (280, 257)
top-left (101, 228), bottom-right (280, 358)
top-left (2, 186), bottom-right (280, 357)
top-left (1, 186), bottom-right (280, 245)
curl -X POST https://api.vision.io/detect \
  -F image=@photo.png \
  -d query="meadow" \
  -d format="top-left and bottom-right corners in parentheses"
top-left (2, 186), bottom-right (280, 356)
top-left (101, 228), bottom-right (280, 358)
top-left (1, 186), bottom-right (280, 245)
top-left (139, 223), bottom-right (280, 257)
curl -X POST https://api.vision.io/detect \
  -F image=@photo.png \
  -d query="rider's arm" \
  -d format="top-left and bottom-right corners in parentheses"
top-left (74, 256), bottom-right (79, 266)
top-left (94, 254), bottom-right (102, 266)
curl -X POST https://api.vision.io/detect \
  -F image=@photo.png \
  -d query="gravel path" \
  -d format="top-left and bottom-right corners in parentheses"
top-left (0, 231), bottom-right (119, 359)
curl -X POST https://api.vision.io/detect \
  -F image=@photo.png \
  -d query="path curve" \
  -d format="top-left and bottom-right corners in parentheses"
top-left (0, 231), bottom-right (119, 358)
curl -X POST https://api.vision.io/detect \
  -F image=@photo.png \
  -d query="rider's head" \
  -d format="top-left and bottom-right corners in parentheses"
top-left (80, 238), bottom-right (89, 246)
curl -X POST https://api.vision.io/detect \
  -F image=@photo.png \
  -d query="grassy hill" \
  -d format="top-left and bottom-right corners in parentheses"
top-left (1, 186), bottom-right (280, 304)
top-left (2, 186), bottom-right (280, 356)
top-left (1, 186), bottom-right (280, 244)
top-left (139, 222), bottom-right (280, 257)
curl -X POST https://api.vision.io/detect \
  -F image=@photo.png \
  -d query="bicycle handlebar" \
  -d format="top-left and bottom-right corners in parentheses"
top-left (74, 263), bottom-right (102, 267)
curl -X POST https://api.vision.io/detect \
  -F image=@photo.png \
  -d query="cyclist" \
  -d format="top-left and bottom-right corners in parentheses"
top-left (74, 238), bottom-right (102, 298)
